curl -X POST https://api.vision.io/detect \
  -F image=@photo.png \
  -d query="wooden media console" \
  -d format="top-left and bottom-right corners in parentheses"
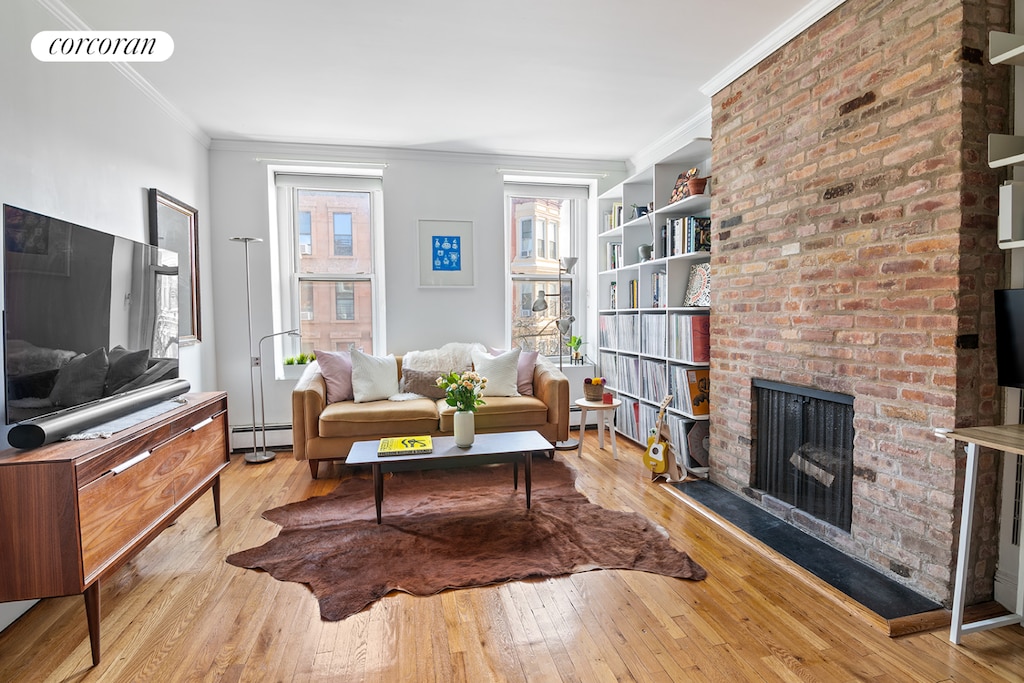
top-left (0, 392), bottom-right (229, 666)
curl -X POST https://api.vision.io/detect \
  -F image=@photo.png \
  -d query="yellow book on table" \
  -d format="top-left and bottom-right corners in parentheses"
top-left (378, 436), bottom-right (433, 456)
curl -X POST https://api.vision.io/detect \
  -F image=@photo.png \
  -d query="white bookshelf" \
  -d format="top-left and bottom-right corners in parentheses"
top-left (594, 137), bottom-right (712, 476)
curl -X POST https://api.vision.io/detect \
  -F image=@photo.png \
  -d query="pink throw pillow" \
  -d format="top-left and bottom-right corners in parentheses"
top-left (488, 347), bottom-right (538, 396)
top-left (315, 349), bottom-right (353, 403)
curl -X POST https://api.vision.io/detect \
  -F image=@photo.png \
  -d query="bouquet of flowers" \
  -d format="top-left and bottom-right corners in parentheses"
top-left (436, 370), bottom-right (487, 413)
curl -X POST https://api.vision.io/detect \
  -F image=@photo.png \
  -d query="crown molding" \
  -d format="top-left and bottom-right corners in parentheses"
top-left (35, 0), bottom-right (210, 148)
top-left (210, 138), bottom-right (627, 176)
top-left (700, 0), bottom-right (849, 97)
top-left (628, 104), bottom-right (712, 173)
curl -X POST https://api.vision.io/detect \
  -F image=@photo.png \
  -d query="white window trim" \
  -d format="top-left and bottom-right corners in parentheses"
top-left (268, 166), bottom-right (386, 373)
top-left (503, 178), bottom-right (592, 354)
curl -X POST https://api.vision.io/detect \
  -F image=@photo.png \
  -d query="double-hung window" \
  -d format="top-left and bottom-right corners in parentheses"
top-left (506, 181), bottom-right (589, 357)
top-left (273, 171), bottom-right (385, 359)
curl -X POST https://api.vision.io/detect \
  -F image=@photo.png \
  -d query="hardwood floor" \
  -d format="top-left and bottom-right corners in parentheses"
top-left (1, 432), bottom-right (1023, 682)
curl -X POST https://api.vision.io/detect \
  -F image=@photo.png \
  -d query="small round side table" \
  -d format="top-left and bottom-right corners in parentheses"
top-left (576, 397), bottom-right (621, 460)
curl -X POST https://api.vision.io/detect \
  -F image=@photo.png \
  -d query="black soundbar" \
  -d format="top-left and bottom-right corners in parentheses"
top-left (7, 378), bottom-right (191, 450)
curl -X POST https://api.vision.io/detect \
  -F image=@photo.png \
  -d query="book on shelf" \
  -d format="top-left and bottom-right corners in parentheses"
top-left (681, 368), bottom-right (710, 416)
top-left (609, 281), bottom-right (617, 308)
top-left (650, 271), bottom-right (667, 308)
top-left (641, 313), bottom-right (667, 356)
top-left (686, 420), bottom-right (710, 467)
top-left (668, 313), bottom-right (710, 363)
top-left (605, 242), bottom-right (623, 270)
top-left (688, 314), bottom-right (710, 363)
top-left (666, 414), bottom-right (709, 476)
top-left (378, 435), bottom-right (433, 455)
top-left (666, 216), bottom-right (711, 255)
top-left (686, 216), bottom-right (711, 253)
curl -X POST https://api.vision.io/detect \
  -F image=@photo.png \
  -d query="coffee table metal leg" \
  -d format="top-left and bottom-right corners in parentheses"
top-left (372, 463), bottom-right (382, 524)
top-left (513, 461), bottom-right (519, 490)
top-left (525, 451), bottom-right (532, 509)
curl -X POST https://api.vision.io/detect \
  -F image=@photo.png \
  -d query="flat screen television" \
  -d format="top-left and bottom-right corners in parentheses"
top-left (995, 288), bottom-right (1024, 389)
top-left (3, 204), bottom-right (180, 426)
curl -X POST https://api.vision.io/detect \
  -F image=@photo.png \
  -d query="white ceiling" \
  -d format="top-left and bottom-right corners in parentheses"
top-left (62, 0), bottom-right (825, 161)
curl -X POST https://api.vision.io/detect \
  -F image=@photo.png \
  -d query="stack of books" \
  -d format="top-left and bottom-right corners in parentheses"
top-left (667, 216), bottom-right (711, 255)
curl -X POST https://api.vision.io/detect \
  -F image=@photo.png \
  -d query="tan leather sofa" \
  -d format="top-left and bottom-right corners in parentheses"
top-left (292, 354), bottom-right (569, 478)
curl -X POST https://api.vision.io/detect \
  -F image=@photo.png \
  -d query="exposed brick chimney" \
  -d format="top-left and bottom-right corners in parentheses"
top-left (708, 0), bottom-right (1010, 604)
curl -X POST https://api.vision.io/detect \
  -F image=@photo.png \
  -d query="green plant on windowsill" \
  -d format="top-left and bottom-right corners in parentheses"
top-left (284, 352), bottom-right (316, 366)
top-left (565, 336), bottom-right (586, 364)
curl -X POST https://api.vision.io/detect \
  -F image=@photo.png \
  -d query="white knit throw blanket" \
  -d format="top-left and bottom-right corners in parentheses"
top-left (402, 342), bottom-right (486, 373)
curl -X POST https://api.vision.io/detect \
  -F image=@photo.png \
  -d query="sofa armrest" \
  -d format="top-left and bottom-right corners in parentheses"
top-left (533, 359), bottom-right (569, 442)
top-left (291, 362), bottom-right (327, 462)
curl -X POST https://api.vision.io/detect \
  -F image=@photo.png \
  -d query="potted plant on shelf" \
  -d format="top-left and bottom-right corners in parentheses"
top-left (282, 352), bottom-right (315, 379)
top-left (565, 335), bottom-right (586, 364)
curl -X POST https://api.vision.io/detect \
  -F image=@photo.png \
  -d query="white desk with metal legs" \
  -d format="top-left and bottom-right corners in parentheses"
top-left (939, 425), bottom-right (1024, 644)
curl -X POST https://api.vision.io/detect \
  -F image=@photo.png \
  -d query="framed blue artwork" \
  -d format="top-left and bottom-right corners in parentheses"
top-left (431, 235), bottom-right (461, 271)
top-left (418, 219), bottom-right (474, 287)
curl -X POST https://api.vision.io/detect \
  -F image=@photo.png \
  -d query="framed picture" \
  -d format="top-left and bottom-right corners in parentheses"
top-left (148, 189), bottom-right (201, 344)
top-left (418, 219), bottom-right (474, 287)
top-left (3, 205), bottom-right (71, 276)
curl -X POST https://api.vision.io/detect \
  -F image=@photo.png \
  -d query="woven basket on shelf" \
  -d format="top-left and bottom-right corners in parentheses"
top-left (583, 383), bottom-right (604, 402)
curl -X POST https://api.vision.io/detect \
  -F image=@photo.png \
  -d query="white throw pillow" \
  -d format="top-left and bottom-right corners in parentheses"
top-left (471, 347), bottom-right (521, 397)
top-left (350, 350), bottom-right (399, 403)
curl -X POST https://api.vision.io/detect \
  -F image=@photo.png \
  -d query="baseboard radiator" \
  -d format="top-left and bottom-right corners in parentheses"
top-left (230, 423), bottom-right (293, 453)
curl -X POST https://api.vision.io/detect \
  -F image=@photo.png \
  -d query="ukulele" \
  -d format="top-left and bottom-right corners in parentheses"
top-left (643, 395), bottom-right (673, 474)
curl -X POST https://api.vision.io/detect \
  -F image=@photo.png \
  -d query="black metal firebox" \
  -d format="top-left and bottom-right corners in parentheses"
top-left (752, 380), bottom-right (855, 532)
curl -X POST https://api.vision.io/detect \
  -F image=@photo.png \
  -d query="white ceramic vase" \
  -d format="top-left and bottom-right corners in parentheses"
top-left (453, 410), bottom-right (475, 448)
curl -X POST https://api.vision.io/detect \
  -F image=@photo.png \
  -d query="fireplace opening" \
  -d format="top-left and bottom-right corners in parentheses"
top-left (752, 380), bottom-right (855, 532)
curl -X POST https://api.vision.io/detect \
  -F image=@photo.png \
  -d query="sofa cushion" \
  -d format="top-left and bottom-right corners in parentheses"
top-left (315, 350), bottom-right (353, 403)
top-left (399, 368), bottom-right (446, 399)
top-left (471, 347), bottom-right (520, 397)
top-left (351, 350), bottom-right (399, 403)
top-left (488, 346), bottom-right (539, 396)
top-left (319, 398), bottom-right (439, 439)
top-left (438, 395), bottom-right (548, 432)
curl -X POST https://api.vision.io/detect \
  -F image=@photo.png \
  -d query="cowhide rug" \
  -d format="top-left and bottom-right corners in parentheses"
top-left (226, 455), bottom-right (706, 621)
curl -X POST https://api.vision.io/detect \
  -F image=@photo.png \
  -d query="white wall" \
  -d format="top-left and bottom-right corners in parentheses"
top-left (1, 1), bottom-right (212, 631)
top-left (209, 141), bottom-right (625, 431)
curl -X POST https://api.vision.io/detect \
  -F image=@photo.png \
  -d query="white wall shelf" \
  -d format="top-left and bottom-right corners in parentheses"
top-left (990, 30), bottom-right (1024, 66)
top-left (988, 133), bottom-right (1024, 168)
top-left (594, 136), bottom-right (711, 477)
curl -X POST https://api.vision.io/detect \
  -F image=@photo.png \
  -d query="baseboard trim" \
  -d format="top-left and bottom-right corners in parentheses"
top-left (229, 423), bottom-right (293, 453)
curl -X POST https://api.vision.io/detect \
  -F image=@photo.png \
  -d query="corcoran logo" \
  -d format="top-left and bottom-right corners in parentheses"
top-left (31, 31), bottom-right (174, 62)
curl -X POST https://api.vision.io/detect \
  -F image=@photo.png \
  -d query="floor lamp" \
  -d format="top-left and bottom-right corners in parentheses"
top-left (531, 256), bottom-right (578, 371)
top-left (532, 256), bottom-right (579, 449)
top-left (229, 236), bottom-right (274, 464)
top-left (258, 329), bottom-right (300, 463)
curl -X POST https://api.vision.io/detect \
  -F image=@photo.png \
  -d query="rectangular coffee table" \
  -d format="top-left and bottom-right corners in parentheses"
top-left (346, 430), bottom-right (554, 524)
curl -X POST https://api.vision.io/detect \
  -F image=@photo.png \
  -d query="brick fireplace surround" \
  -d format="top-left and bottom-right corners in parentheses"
top-left (708, 0), bottom-right (1010, 605)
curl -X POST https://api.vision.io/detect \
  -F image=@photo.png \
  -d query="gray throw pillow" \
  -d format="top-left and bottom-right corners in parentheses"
top-left (116, 359), bottom-right (178, 394)
top-left (399, 368), bottom-right (446, 399)
top-left (105, 346), bottom-right (151, 395)
top-left (48, 347), bottom-right (109, 407)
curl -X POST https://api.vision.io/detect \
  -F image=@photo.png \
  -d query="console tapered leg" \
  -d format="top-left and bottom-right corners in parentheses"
top-left (84, 582), bottom-right (101, 666)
